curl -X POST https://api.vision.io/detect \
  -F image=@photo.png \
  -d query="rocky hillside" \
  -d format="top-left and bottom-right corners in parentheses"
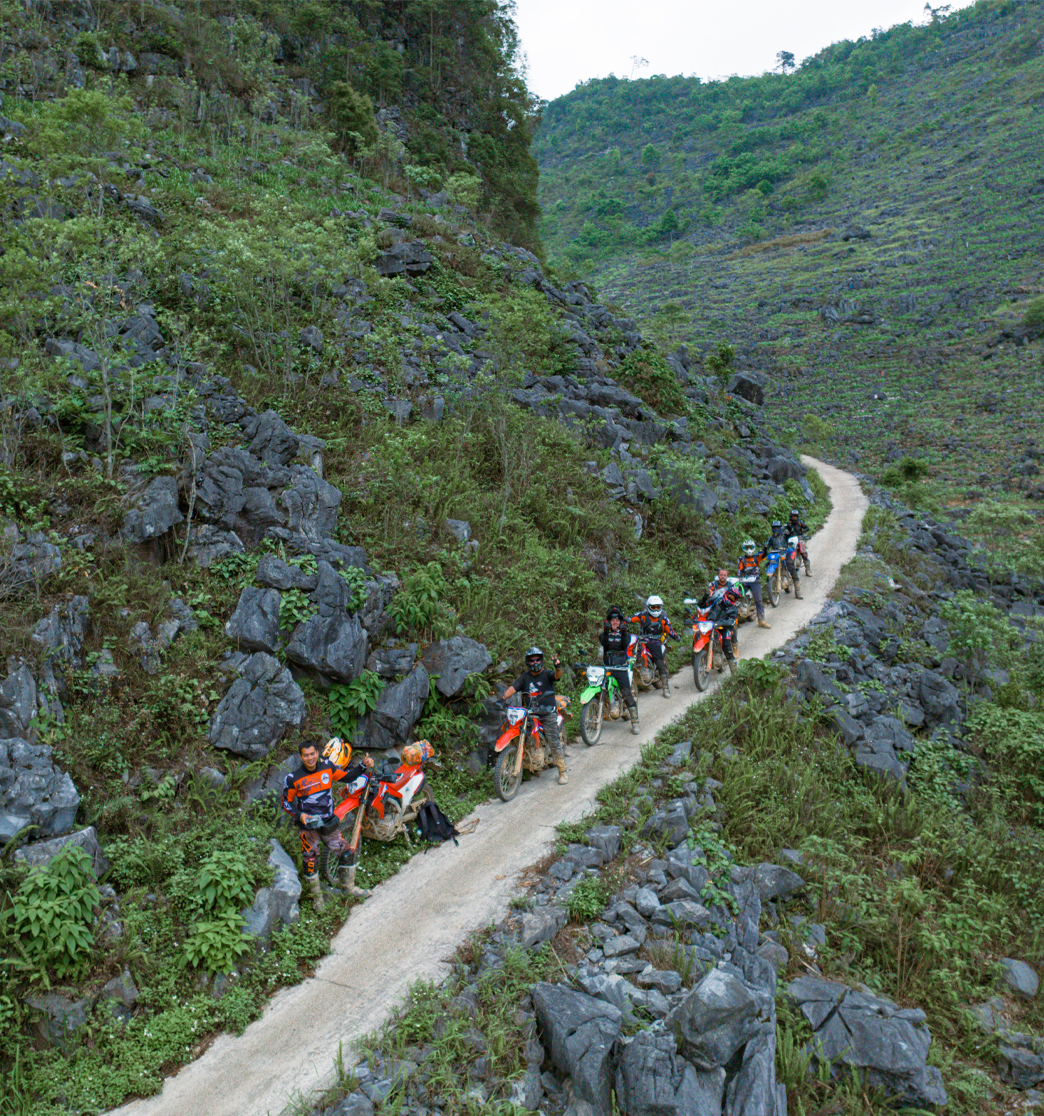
top-left (0, 2), bottom-right (826, 1111)
top-left (313, 486), bottom-right (1044, 1116)
top-left (534, 0), bottom-right (1044, 534)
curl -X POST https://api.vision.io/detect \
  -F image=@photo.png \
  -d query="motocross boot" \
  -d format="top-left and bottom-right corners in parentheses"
top-left (338, 862), bottom-right (372, 898)
top-left (304, 872), bottom-right (324, 913)
top-left (794, 581), bottom-right (804, 600)
top-left (555, 756), bottom-right (568, 785)
top-left (660, 670), bottom-right (671, 698)
top-left (629, 705), bottom-right (640, 735)
top-left (804, 559), bottom-right (812, 577)
top-left (758, 617), bottom-right (772, 629)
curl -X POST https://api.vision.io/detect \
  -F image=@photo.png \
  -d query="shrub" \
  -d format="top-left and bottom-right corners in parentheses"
top-left (1025, 295), bottom-right (1044, 330)
top-left (8, 846), bottom-right (99, 979)
top-left (327, 81), bottom-right (378, 156)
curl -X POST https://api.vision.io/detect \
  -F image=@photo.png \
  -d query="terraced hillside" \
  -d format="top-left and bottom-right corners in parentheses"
top-left (535, 0), bottom-right (1044, 527)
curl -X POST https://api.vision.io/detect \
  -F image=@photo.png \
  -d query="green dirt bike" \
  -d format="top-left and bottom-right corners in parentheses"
top-left (576, 659), bottom-right (635, 746)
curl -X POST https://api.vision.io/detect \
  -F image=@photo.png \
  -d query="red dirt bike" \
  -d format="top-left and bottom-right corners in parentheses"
top-left (493, 696), bottom-right (570, 802)
top-left (684, 598), bottom-right (735, 691)
top-left (633, 634), bottom-right (668, 691)
top-left (324, 738), bottom-right (437, 845)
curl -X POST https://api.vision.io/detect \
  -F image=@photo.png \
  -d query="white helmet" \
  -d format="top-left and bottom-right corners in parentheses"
top-left (646, 595), bottom-right (663, 616)
top-left (742, 538), bottom-right (756, 555)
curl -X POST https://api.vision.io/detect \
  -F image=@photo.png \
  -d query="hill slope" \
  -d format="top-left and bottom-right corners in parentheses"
top-left (534, 0), bottom-right (1044, 522)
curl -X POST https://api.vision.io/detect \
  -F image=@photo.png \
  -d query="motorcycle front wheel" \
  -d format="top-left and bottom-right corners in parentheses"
top-left (580, 695), bottom-right (604, 745)
top-left (634, 659), bottom-right (653, 690)
top-left (693, 650), bottom-right (710, 692)
top-left (769, 570), bottom-right (780, 608)
top-left (494, 745), bottom-right (522, 801)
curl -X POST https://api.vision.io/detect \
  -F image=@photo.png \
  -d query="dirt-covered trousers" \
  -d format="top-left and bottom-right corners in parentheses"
top-left (534, 702), bottom-right (564, 760)
top-left (742, 577), bottom-right (765, 619)
top-left (299, 820), bottom-right (347, 876)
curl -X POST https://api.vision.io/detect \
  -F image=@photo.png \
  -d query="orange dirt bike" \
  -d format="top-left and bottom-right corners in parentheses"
top-left (324, 737), bottom-right (437, 845)
top-left (633, 634), bottom-right (668, 690)
top-left (493, 697), bottom-right (570, 802)
top-left (684, 598), bottom-right (735, 691)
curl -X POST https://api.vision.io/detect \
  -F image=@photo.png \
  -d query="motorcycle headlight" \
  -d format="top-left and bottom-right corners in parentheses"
top-left (586, 666), bottom-right (605, 684)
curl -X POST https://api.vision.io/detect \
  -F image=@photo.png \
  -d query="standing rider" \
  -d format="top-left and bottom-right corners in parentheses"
top-left (628, 595), bottom-right (682, 698)
top-left (503, 647), bottom-right (568, 785)
top-left (599, 606), bottom-right (640, 734)
top-left (282, 739), bottom-right (375, 910)
top-left (737, 539), bottom-right (771, 629)
top-left (761, 520), bottom-right (802, 600)
top-left (787, 508), bottom-right (812, 577)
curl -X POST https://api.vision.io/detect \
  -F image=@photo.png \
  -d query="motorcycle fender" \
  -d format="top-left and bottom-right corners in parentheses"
top-left (495, 723), bottom-right (522, 752)
top-left (579, 684), bottom-right (601, 704)
top-left (693, 634), bottom-right (709, 653)
top-left (397, 771), bottom-right (425, 812)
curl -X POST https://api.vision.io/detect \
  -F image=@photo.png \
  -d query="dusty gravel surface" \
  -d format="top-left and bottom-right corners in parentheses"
top-left (112, 457), bottom-right (866, 1116)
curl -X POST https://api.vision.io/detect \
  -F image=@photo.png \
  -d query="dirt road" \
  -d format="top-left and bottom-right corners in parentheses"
top-left (112, 457), bottom-right (866, 1116)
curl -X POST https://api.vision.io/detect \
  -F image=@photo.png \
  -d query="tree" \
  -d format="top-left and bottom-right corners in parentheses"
top-left (776, 50), bottom-right (796, 73)
top-left (629, 55), bottom-right (648, 79)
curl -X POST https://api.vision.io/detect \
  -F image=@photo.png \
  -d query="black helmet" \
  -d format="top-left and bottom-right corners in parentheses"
top-left (525, 646), bottom-right (544, 674)
top-left (606, 606), bottom-right (624, 622)
top-left (789, 508), bottom-right (801, 519)
top-left (771, 520), bottom-right (782, 531)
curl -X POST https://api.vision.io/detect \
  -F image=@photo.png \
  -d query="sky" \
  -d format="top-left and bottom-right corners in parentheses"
top-left (512, 0), bottom-right (978, 102)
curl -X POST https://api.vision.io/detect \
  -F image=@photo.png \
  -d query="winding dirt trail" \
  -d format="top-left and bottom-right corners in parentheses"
top-left (112, 457), bottom-right (866, 1116)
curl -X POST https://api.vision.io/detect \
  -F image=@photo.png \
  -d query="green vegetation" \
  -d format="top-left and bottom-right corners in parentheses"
top-left (535, 0), bottom-right (1044, 537)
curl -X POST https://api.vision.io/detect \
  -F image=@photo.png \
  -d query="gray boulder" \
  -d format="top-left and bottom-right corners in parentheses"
top-left (241, 839), bottom-right (301, 940)
top-left (285, 563), bottom-right (368, 683)
top-left (615, 1030), bottom-right (725, 1116)
top-left (31, 596), bottom-right (91, 669)
top-left (24, 992), bottom-right (89, 1049)
top-left (0, 665), bottom-right (37, 738)
top-left (787, 977), bottom-right (946, 1109)
top-left (366, 644), bottom-right (418, 679)
top-left (249, 409), bottom-right (300, 466)
top-left (280, 466), bottom-right (341, 541)
top-left (256, 554), bottom-right (318, 592)
top-left (1000, 958), bottom-right (1039, 999)
top-left (733, 864), bottom-right (805, 903)
top-left (421, 636), bottom-right (493, 697)
top-left (586, 825), bottom-right (623, 861)
top-left (225, 586), bottom-right (283, 654)
top-left (764, 456), bottom-right (804, 484)
top-left (369, 665), bottom-right (429, 751)
top-left (208, 653), bottom-right (306, 759)
top-left (917, 670), bottom-right (962, 727)
top-left (13, 826), bottom-right (108, 877)
top-left (521, 905), bottom-right (567, 949)
top-left (122, 474), bottom-right (183, 543)
top-left (0, 737), bottom-right (81, 839)
top-left (666, 967), bottom-right (762, 1070)
top-left (186, 524), bottom-right (244, 567)
top-left (533, 982), bottom-right (622, 1116)
top-left (728, 371), bottom-right (768, 406)
top-left (726, 1027), bottom-right (786, 1116)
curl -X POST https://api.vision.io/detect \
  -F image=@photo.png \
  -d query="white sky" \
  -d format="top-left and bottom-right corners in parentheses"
top-left (513, 0), bottom-right (978, 102)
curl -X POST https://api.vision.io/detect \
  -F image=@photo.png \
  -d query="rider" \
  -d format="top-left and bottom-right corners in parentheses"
top-left (707, 568), bottom-right (730, 600)
top-left (787, 508), bottom-right (812, 577)
top-left (599, 606), bottom-right (640, 734)
top-left (761, 519), bottom-right (802, 600)
top-left (502, 647), bottom-right (567, 785)
top-left (282, 739), bottom-right (375, 909)
top-left (737, 539), bottom-right (771, 629)
top-left (628, 595), bottom-right (682, 699)
top-left (707, 585), bottom-right (741, 663)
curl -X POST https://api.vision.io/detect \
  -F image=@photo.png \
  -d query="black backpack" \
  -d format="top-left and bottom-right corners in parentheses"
top-left (415, 800), bottom-right (461, 846)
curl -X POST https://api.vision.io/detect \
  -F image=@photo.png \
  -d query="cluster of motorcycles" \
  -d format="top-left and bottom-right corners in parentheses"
top-left (311, 532), bottom-right (810, 843)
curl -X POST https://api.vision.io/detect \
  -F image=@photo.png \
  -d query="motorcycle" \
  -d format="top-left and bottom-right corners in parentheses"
top-left (576, 658), bottom-right (635, 745)
top-left (633, 634), bottom-right (667, 690)
top-left (492, 697), bottom-right (570, 802)
top-left (326, 737), bottom-right (436, 847)
top-left (684, 598), bottom-right (735, 691)
top-left (764, 544), bottom-right (794, 608)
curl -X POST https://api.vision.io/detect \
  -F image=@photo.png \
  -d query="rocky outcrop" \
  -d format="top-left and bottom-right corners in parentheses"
top-left (208, 652), bottom-right (305, 759)
top-left (0, 737), bottom-right (81, 840)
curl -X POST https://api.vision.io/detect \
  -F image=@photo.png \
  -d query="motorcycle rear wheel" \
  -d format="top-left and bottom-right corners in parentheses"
top-left (580, 695), bottom-right (604, 746)
top-left (769, 570), bottom-right (780, 608)
top-left (634, 660), bottom-right (653, 690)
top-left (693, 650), bottom-right (710, 692)
top-left (494, 745), bottom-right (522, 801)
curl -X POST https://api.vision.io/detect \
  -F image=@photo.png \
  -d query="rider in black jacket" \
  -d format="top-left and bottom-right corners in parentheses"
top-left (503, 647), bottom-right (567, 784)
top-left (599, 606), bottom-right (640, 734)
top-left (787, 508), bottom-right (812, 576)
top-left (761, 519), bottom-right (803, 600)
